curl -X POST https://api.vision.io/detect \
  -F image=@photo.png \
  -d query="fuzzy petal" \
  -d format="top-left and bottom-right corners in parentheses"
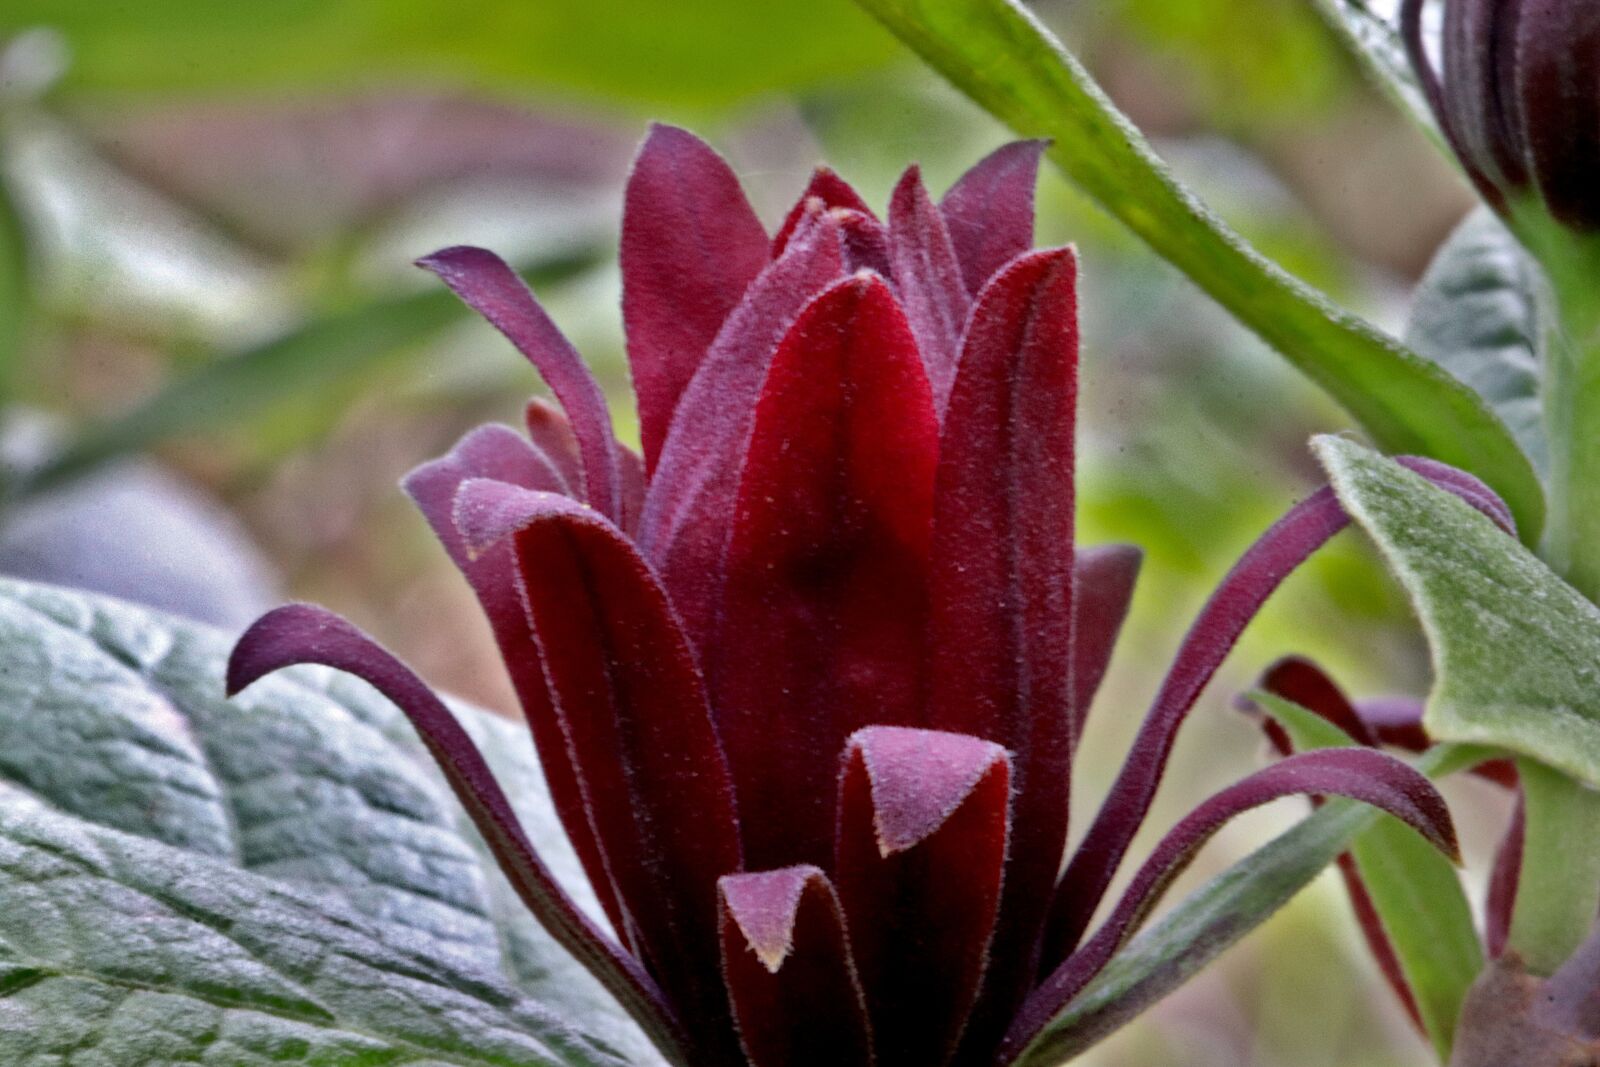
top-left (417, 246), bottom-right (623, 521)
top-left (226, 605), bottom-right (690, 1062)
top-left (523, 398), bottom-right (583, 497)
top-left (637, 208), bottom-right (847, 646)
top-left (939, 140), bottom-right (1048, 297)
top-left (925, 247), bottom-right (1078, 1057)
top-left (888, 165), bottom-right (971, 412)
top-left (1008, 749), bottom-right (1458, 1062)
top-left (453, 479), bottom-right (743, 1058)
top-left (621, 124), bottom-right (770, 470)
top-left (1515, 0), bottom-right (1600, 229)
top-left (1070, 544), bottom-right (1142, 742)
top-left (772, 166), bottom-right (874, 256)
top-left (712, 274), bottom-right (940, 871)
top-left (835, 727), bottom-right (1010, 1067)
top-left (719, 867), bottom-right (875, 1067)
top-left (1487, 789), bottom-right (1526, 959)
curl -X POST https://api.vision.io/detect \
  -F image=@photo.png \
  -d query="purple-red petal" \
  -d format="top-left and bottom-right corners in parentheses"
top-left (1487, 789), bottom-right (1526, 959)
top-left (1070, 543), bottom-right (1142, 742)
top-left (226, 604), bottom-right (690, 1062)
top-left (718, 866), bottom-right (875, 1067)
top-left (711, 273), bottom-right (940, 872)
top-left (523, 397), bottom-right (583, 498)
top-left (1008, 749), bottom-right (1458, 1061)
top-left (417, 245), bottom-right (623, 521)
top-left (621, 124), bottom-right (770, 471)
top-left (835, 727), bottom-right (1011, 1067)
top-left (939, 140), bottom-right (1048, 298)
top-left (772, 166), bottom-right (874, 257)
top-left (888, 165), bottom-right (971, 412)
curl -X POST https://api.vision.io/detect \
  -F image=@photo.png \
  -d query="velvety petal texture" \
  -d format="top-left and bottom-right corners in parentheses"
top-left (230, 126), bottom-right (1470, 1067)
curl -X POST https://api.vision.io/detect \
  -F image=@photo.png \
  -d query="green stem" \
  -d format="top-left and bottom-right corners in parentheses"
top-left (1507, 759), bottom-right (1600, 975)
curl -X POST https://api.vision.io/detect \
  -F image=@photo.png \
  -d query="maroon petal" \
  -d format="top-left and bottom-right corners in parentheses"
top-left (1008, 749), bottom-right (1458, 1061)
top-left (1353, 694), bottom-right (1520, 788)
top-left (1337, 852), bottom-right (1427, 1032)
top-left (417, 245), bottom-right (623, 522)
top-left (637, 208), bottom-right (847, 646)
top-left (835, 727), bottom-right (1011, 1067)
top-left (924, 247), bottom-right (1077, 1055)
top-left (719, 867), bottom-right (875, 1067)
top-left (834, 209), bottom-right (894, 277)
top-left (616, 442), bottom-right (647, 538)
top-left (1071, 544), bottom-right (1142, 741)
top-left (711, 274), bottom-right (940, 872)
top-left (772, 166), bottom-right (874, 257)
top-left (1515, 1), bottom-right (1600, 230)
top-left (523, 397), bottom-right (583, 497)
top-left (939, 140), bottom-right (1048, 297)
top-left (402, 426), bottom-right (624, 935)
top-left (1259, 656), bottom-right (1378, 746)
top-left (621, 124), bottom-right (770, 471)
top-left (1487, 789), bottom-right (1526, 959)
top-left (226, 605), bottom-right (690, 1062)
top-left (1045, 458), bottom-right (1512, 966)
top-left (888, 165), bottom-right (971, 412)
top-left (453, 479), bottom-right (743, 1059)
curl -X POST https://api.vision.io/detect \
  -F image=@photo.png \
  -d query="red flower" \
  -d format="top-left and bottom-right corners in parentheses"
top-left (230, 126), bottom-right (1467, 1067)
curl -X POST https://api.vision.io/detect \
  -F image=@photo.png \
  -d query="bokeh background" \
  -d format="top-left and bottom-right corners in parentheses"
top-left (0, 2), bottom-right (1512, 1064)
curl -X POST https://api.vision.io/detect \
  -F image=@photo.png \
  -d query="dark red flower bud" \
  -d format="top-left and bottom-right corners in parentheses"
top-left (1403, 0), bottom-right (1600, 231)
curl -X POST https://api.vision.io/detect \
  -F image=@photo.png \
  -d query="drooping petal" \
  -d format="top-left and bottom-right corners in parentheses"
top-left (939, 140), bottom-right (1048, 297)
top-left (523, 397), bottom-right (583, 497)
top-left (712, 274), bottom-right (940, 871)
top-left (924, 247), bottom-right (1078, 1057)
top-left (1515, 0), bottom-right (1600, 230)
top-left (1259, 656), bottom-right (1378, 746)
top-left (1007, 749), bottom-right (1459, 1063)
top-left (226, 605), bottom-right (690, 1063)
top-left (1045, 460), bottom-right (1513, 966)
top-left (637, 208), bottom-right (847, 645)
top-left (621, 124), bottom-right (770, 470)
top-left (835, 727), bottom-right (1011, 1067)
top-left (401, 426), bottom-right (624, 935)
top-left (718, 867), bottom-right (875, 1067)
top-left (772, 166), bottom-right (874, 257)
top-left (888, 165), bottom-right (971, 412)
top-left (1487, 789), bottom-right (1526, 959)
top-left (1336, 851), bottom-right (1427, 1032)
top-left (417, 246), bottom-right (623, 521)
top-left (1353, 694), bottom-right (1520, 788)
top-left (453, 479), bottom-right (743, 1059)
top-left (1070, 544), bottom-right (1142, 741)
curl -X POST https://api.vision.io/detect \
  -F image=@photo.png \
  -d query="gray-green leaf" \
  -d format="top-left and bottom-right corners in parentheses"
top-left (1315, 435), bottom-right (1600, 787)
top-left (1407, 208), bottom-right (1547, 479)
top-left (0, 576), bottom-right (656, 1064)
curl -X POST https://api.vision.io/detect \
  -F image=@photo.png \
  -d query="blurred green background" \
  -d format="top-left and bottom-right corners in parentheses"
top-left (0, 2), bottom-right (1506, 1063)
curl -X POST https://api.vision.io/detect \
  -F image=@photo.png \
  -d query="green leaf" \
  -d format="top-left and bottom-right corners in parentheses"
top-left (13, 252), bottom-right (595, 501)
top-left (0, 576), bottom-right (659, 1064)
top-left (1307, 0), bottom-right (1442, 143)
top-left (1406, 208), bottom-right (1547, 479)
top-left (0, 0), bottom-right (894, 110)
top-left (1017, 741), bottom-right (1478, 1065)
top-left (0, 166), bottom-right (28, 413)
top-left (1314, 434), bottom-right (1600, 786)
top-left (1251, 690), bottom-right (1482, 1060)
top-left (852, 0), bottom-right (1546, 542)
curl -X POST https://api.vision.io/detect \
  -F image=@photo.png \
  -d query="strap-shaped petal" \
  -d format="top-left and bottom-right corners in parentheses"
top-left (621, 123), bottom-right (770, 470)
top-left (638, 208), bottom-right (846, 646)
top-left (713, 273), bottom-right (940, 871)
top-left (925, 247), bottom-right (1077, 1058)
top-left (1046, 460), bottom-right (1514, 965)
top-left (402, 426), bottom-right (624, 936)
top-left (1516, 0), bottom-right (1600, 230)
top-left (226, 605), bottom-right (690, 1064)
top-left (418, 245), bottom-right (623, 521)
top-left (834, 208), bottom-right (894, 277)
top-left (1259, 656), bottom-right (1378, 746)
top-left (453, 480), bottom-right (743, 1059)
top-left (1487, 790), bottom-right (1526, 959)
top-left (1070, 543), bottom-right (1142, 742)
top-left (835, 727), bottom-right (1010, 1067)
top-left (523, 398), bottom-right (582, 497)
top-left (939, 140), bottom-right (1047, 297)
top-left (772, 165), bottom-right (874, 256)
top-left (719, 866), bottom-right (874, 1067)
top-left (888, 165), bottom-right (971, 412)
top-left (1007, 748), bottom-right (1458, 1062)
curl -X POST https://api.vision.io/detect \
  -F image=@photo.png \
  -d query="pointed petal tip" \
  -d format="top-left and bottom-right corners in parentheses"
top-left (845, 726), bottom-right (1010, 856)
top-left (450, 477), bottom-right (583, 557)
top-left (415, 244), bottom-right (499, 276)
top-left (226, 603), bottom-right (340, 697)
top-left (719, 866), bottom-right (829, 974)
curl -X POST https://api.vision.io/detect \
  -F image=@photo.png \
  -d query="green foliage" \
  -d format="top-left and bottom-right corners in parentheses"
top-left (1, 0), bottom-right (894, 110)
top-left (1251, 690), bottom-right (1481, 1060)
top-left (1406, 208), bottom-right (1547, 479)
top-left (0, 576), bottom-right (656, 1064)
top-left (0, 168), bottom-right (26, 415)
top-left (1306, 0), bottom-right (1441, 142)
top-left (851, 0), bottom-right (1545, 541)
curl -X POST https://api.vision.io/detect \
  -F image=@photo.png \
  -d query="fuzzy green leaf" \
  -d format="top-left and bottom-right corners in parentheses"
top-left (1407, 208), bottom-right (1547, 479)
top-left (1315, 435), bottom-right (1600, 787)
top-left (852, 0), bottom-right (1545, 541)
top-left (0, 577), bottom-right (659, 1064)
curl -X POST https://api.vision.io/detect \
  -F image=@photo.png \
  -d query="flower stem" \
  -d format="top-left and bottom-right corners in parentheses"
top-left (1506, 759), bottom-right (1600, 975)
